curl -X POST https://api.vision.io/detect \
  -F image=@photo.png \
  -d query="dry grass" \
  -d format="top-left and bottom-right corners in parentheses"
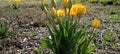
top-left (0, 0), bottom-right (49, 27)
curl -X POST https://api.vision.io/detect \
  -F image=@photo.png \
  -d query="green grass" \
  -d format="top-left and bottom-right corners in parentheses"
top-left (106, 15), bottom-right (120, 22)
top-left (104, 9), bottom-right (120, 22)
top-left (81, 0), bottom-right (120, 5)
top-left (104, 9), bottom-right (120, 15)
top-left (0, 18), bottom-right (9, 36)
top-left (100, 22), bottom-right (110, 29)
top-left (113, 26), bottom-right (120, 34)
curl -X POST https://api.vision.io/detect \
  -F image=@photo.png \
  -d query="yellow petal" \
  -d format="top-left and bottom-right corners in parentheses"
top-left (57, 9), bottom-right (65, 17)
top-left (92, 19), bottom-right (100, 28)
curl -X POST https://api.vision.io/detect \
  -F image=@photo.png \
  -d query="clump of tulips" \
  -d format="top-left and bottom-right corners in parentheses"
top-left (35, 0), bottom-right (100, 54)
top-left (9, 0), bottom-right (21, 9)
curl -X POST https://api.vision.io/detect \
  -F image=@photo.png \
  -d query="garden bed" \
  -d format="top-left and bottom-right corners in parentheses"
top-left (0, 0), bottom-right (120, 54)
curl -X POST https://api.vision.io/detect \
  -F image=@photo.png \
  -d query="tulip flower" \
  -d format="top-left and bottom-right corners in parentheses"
top-left (70, 3), bottom-right (86, 16)
top-left (57, 9), bottom-right (65, 17)
top-left (92, 19), bottom-right (100, 28)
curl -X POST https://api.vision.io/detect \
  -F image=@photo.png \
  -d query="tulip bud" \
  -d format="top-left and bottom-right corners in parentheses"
top-left (68, 0), bottom-right (72, 9)
top-left (51, 0), bottom-right (57, 8)
top-left (51, 7), bottom-right (56, 18)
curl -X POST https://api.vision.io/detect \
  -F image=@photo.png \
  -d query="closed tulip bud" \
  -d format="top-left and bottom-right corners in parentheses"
top-left (68, 0), bottom-right (72, 9)
top-left (51, 0), bottom-right (57, 8)
top-left (51, 7), bottom-right (56, 18)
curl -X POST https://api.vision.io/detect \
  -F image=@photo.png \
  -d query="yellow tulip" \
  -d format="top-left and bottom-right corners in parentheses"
top-left (70, 4), bottom-right (78, 16)
top-left (77, 4), bottom-right (86, 15)
top-left (57, 10), bottom-right (65, 17)
top-left (9, 0), bottom-right (21, 2)
top-left (70, 3), bottom-right (86, 16)
top-left (51, 7), bottom-right (56, 18)
top-left (92, 19), bottom-right (100, 28)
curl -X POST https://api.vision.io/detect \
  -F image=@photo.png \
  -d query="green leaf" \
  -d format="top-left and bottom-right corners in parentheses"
top-left (48, 26), bottom-right (54, 40)
top-left (87, 46), bottom-right (99, 54)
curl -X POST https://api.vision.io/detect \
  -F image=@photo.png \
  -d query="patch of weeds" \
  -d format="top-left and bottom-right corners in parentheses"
top-left (100, 22), bottom-right (110, 29)
top-left (113, 26), bottom-right (120, 34)
top-left (11, 3), bottom-right (20, 10)
top-left (82, 0), bottom-right (120, 5)
top-left (103, 29), bottom-right (116, 43)
top-left (39, 2), bottom-right (48, 11)
top-left (30, 31), bottom-right (36, 37)
top-left (102, 28), bottom-right (119, 50)
top-left (79, 19), bottom-right (91, 28)
top-left (106, 14), bottom-right (120, 22)
top-left (88, 0), bottom-right (99, 3)
top-left (0, 18), bottom-right (9, 37)
top-left (103, 9), bottom-right (120, 22)
top-left (104, 9), bottom-right (120, 15)
top-left (34, 41), bottom-right (49, 54)
top-left (100, 0), bottom-right (120, 5)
